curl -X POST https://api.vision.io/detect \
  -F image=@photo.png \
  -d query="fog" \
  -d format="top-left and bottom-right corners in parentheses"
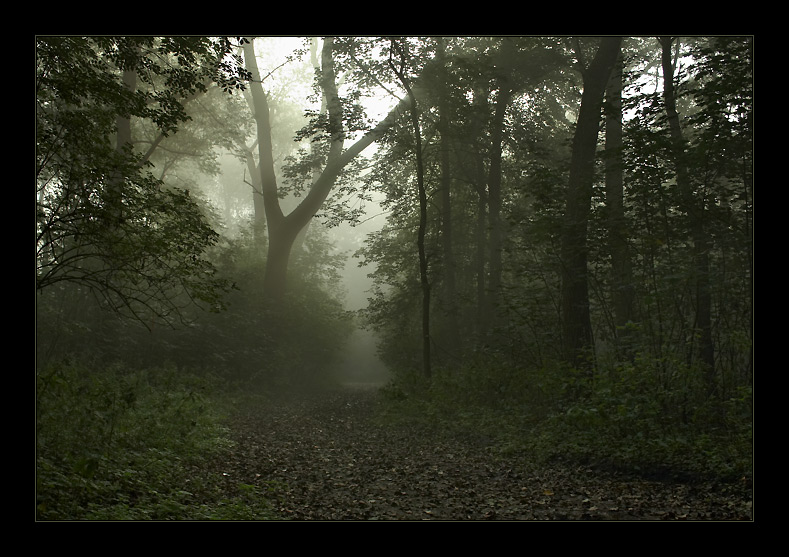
top-left (198, 37), bottom-right (395, 387)
top-left (327, 197), bottom-right (392, 387)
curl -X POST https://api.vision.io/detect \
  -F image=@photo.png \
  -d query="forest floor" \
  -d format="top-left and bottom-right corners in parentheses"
top-left (210, 384), bottom-right (753, 521)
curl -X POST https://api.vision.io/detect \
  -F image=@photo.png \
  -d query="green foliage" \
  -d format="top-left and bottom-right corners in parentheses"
top-left (380, 351), bottom-right (752, 483)
top-left (36, 37), bottom-right (248, 134)
top-left (35, 216), bottom-right (355, 519)
top-left (36, 214), bottom-right (354, 392)
top-left (533, 355), bottom-right (753, 481)
top-left (37, 176), bottom-right (233, 323)
top-left (300, 36), bottom-right (755, 486)
top-left (36, 36), bottom-right (246, 327)
top-left (35, 360), bottom-right (281, 520)
top-left (172, 221), bottom-right (355, 389)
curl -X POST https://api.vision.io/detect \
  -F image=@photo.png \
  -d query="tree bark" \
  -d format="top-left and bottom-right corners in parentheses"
top-left (243, 149), bottom-right (267, 244)
top-left (560, 36), bottom-right (622, 372)
top-left (243, 39), bottom-right (290, 299)
top-left (484, 38), bottom-right (519, 333)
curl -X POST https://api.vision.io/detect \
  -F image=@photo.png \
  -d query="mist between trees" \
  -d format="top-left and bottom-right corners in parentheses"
top-left (36, 36), bottom-right (753, 519)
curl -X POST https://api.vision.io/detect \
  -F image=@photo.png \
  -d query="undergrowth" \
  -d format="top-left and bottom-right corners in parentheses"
top-left (378, 355), bottom-right (753, 484)
top-left (35, 359), bottom-right (279, 520)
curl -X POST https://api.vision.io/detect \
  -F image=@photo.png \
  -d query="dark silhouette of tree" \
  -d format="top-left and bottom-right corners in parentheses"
top-left (604, 49), bottom-right (635, 355)
top-left (560, 36), bottom-right (622, 372)
top-left (388, 37), bottom-right (432, 378)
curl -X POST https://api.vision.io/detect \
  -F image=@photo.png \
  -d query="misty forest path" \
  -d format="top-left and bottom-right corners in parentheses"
top-left (217, 385), bottom-right (752, 521)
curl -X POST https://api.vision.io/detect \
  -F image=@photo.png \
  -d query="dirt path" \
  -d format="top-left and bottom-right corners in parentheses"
top-left (218, 384), bottom-right (752, 521)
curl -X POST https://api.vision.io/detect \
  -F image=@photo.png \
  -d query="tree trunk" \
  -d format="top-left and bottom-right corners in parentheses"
top-left (244, 40), bottom-right (289, 301)
top-left (436, 38), bottom-right (460, 354)
top-left (242, 149), bottom-right (267, 245)
top-left (485, 83), bottom-right (512, 333)
top-left (604, 51), bottom-right (635, 354)
top-left (659, 36), bottom-right (715, 389)
top-left (243, 37), bottom-right (416, 302)
top-left (416, 106), bottom-right (431, 379)
top-left (560, 36), bottom-right (622, 372)
top-left (484, 38), bottom-right (519, 333)
top-left (115, 69), bottom-right (135, 151)
top-left (389, 40), bottom-right (431, 379)
top-left (262, 222), bottom-right (299, 299)
top-left (469, 85), bottom-right (489, 336)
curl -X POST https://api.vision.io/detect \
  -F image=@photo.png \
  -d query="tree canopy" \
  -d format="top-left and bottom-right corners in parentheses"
top-left (36, 36), bottom-right (249, 326)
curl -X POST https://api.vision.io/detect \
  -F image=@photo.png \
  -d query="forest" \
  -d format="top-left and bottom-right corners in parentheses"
top-left (35, 36), bottom-right (753, 521)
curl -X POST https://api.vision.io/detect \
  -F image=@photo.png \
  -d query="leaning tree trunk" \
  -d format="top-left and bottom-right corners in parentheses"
top-left (560, 36), bottom-right (622, 373)
top-left (244, 39), bottom-right (294, 301)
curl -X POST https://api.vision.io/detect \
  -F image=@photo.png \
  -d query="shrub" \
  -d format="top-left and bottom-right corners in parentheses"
top-left (35, 360), bottom-right (269, 520)
top-left (379, 352), bottom-right (752, 483)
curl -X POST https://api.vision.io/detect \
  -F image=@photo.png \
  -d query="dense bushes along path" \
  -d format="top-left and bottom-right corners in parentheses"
top-left (212, 384), bottom-right (752, 521)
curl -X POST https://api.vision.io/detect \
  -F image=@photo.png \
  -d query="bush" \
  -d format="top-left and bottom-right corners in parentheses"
top-left (35, 360), bottom-right (277, 520)
top-left (378, 353), bottom-right (752, 483)
top-left (525, 355), bottom-right (753, 481)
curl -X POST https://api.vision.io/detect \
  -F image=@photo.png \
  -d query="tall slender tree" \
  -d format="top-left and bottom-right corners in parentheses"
top-left (604, 48), bottom-right (635, 353)
top-left (560, 36), bottom-right (622, 372)
top-left (435, 37), bottom-right (461, 352)
top-left (483, 62), bottom-right (513, 334)
top-left (388, 38), bottom-right (432, 378)
top-left (659, 36), bottom-right (715, 388)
